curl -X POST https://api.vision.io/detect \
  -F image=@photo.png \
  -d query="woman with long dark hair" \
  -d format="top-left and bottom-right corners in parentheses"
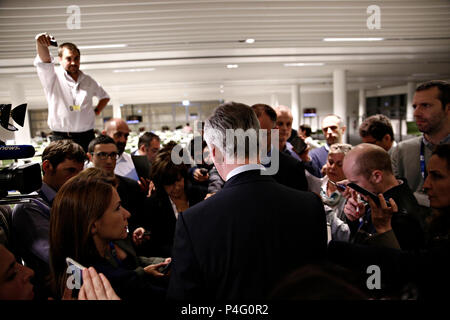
top-left (49, 170), bottom-right (169, 300)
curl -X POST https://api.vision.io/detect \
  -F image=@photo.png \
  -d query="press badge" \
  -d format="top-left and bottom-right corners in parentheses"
top-left (69, 105), bottom-right (81, 112)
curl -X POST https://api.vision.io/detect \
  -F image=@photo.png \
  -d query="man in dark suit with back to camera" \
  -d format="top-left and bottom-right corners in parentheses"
top-left (168, 102), bottom-right (328, 300)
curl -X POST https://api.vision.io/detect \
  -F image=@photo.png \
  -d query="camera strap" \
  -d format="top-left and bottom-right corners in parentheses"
top-left (420, 139), bottom-right (427, 181)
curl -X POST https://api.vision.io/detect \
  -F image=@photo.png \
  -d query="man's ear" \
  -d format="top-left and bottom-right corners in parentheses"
top-left (87, 152), bottom-right (93, 162)
top-left (210, 144), bottom-right (224, 166)
top-left (382, 133), bottom-right (392, 144)
top-left (371, 169), bottom-right (383, 184)
top-left (139, 144), bottom-right (147, 153)
top-left (341, 125), bottom-right (347, 134)
top-left (42, 160), bottom-right (53, 175)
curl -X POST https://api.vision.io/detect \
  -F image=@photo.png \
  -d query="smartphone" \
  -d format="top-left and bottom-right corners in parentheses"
top-left (49, 36), bottom-right (58, 47)
top-left (199, 168), bottom-right (208, 176)
top-left (347, 183), bottom-right (380, 206)
top-left (66, 257), bottom-right (85, 298)
top-left (158, 261), bottom-right (172, 274)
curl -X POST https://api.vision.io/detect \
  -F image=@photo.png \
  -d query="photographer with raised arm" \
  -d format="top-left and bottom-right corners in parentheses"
top-left (34, 32), bottom-right (110, 152)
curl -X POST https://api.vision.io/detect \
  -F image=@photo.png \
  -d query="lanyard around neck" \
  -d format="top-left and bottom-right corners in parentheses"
top-left (420, 140), bottom-right (427, 181)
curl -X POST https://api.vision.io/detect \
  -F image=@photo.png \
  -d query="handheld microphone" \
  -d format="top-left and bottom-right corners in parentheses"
top-left (0, 145), bottom-right (35, 160)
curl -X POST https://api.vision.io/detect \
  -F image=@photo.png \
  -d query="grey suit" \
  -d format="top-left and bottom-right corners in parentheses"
top-left (391, 134), bottom-right (450, 208)
top-left (391, 135), bottom-right (430, 195)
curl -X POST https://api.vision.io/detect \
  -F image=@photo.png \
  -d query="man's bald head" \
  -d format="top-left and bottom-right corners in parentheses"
top-left (344, 143), bottom-right (393, 180)
top-left (103, 118), bottom-right (130, 155)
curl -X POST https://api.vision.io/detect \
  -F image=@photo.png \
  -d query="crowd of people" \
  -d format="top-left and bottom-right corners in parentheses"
top-left (0, 36), bottom-right (449, 302)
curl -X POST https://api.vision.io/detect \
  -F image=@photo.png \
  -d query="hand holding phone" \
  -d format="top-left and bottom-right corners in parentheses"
top-left (347, 183), bottom-right (381, 206)
top-left (66, 257), bottom-right (86, 298)
top-left (158, 261), bottom-right (172, 274)
top-left (49, 36), bottom-right (58, 47)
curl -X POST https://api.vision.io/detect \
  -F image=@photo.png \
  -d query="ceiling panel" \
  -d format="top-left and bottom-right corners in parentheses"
top-left (0, 0), bottom-right (449, 107)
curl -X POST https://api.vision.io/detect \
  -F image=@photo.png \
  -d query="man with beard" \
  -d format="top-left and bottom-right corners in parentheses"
top-left (103, 118), bottom-right (140, 181)
top-left (391, 80), bottom-right (450, 208)
top-left (308, 114), bottom-right (346, 178)
top-left (34, 33), bottom-right (110, 152)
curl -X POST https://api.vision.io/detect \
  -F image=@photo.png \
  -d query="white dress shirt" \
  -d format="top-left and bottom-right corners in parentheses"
top-left (34, 55), bottom-right (109, 132)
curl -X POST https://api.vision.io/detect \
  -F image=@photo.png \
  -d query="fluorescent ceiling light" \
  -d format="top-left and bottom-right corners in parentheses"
top-left (323, 38), bottom-right (384, 42)
top-left (113, 68), bottom-right (155, 73)
top-left (227, 64), bottom-right (239, 69)
top-left (245, 38), bottom-right (255, 44)
top-left (284, 63), bottom-right (324, 67)
top-left (78, 44), bottom-right (127, 49)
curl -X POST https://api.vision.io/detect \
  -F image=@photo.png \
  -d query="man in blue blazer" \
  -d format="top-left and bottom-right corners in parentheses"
top-left (168, 102), bottom-right (328, 300)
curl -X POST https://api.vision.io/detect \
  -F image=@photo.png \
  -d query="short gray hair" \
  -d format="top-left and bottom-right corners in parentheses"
top-left (204, 102), bottom-right (260, 162)
top-left (329, 143), bottom-right (352, 156)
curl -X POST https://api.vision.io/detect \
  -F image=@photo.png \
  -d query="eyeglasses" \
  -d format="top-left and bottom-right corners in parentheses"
top-left (92, 152), bottom-right (119, 160)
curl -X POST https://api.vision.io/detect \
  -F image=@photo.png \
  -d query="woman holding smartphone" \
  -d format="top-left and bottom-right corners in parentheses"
top-left (49, 172), bottom-right (169, 300)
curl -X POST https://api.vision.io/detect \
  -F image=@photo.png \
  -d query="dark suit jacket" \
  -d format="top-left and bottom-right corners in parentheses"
top-left (275, 149), bottom-right (308, 191)
top-left (132, 154), bottom-right (151, 180)
top-left (167, 169), bottom-right (328, 300)
top-left (116, 175), bottom-right (146, 232)
top-left (207, 151), bottom-right (309, 194)
top-left (138, 182), bottom-right (204, 257)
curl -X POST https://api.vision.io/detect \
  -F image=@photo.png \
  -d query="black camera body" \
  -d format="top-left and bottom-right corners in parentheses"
top-left (0, 103), bottom-right (42, 202)
top-left (0, 161), bottom-right (42, 199)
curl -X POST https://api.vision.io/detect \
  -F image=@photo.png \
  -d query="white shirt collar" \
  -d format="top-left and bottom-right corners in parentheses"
top-left (226, 163), bottom-right (265, 181)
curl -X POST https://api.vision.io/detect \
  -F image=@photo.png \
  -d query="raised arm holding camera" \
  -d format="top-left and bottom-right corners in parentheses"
top-left (34, 32), bottom-right (110, 152)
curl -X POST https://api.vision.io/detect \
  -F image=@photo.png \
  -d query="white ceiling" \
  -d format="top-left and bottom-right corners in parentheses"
top-left (1, 0), bottom-right (449, 109)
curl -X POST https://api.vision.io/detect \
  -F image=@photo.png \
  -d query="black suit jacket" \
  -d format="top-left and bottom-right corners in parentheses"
top-left (138, 182), bottom-right (204, 257)
top-left (116, 175), bottom-right (146, 232)
top-left (167, 169), bottom-right (328, 300)
top-left (275, 149), bottom-right (308, 191)
top-left (132, 155), bottom-right (151, 180)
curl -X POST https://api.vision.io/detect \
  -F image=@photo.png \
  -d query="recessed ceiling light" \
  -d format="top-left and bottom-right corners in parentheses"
top-left (322, 38), bottom-right (384, 42)
top-left (78, 44), bottom-right (128, 49)
top-left (227, 64), bottom-right (239, 69)
top-left (113, 68), bottom-right (155, 73)
top-left (245, 38), bottom-right (255, 44)
top-left (182, 100), bottom-right (190, 106)
top-left (284, 63), bottom-right (325, 67)
top-left (220, 90), bottom-right (224, 93)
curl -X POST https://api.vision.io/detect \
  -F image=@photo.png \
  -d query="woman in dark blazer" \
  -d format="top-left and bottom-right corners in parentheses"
top-left (138, 142), bottom-right (204, 257)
